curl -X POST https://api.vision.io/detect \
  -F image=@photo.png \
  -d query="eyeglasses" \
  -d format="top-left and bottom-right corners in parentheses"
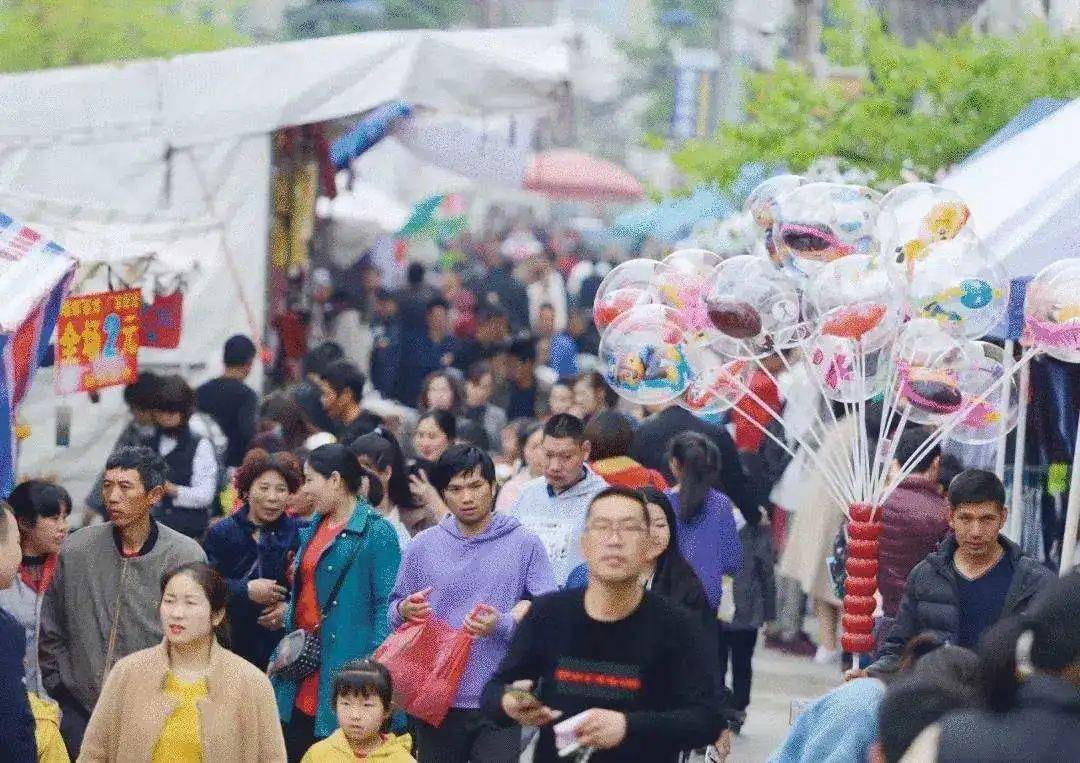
top-left (584, 521), bottom-right (648, 538)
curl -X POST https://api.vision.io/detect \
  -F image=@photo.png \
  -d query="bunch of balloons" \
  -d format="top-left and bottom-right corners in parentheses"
top-left (593, 179), bottom-right (1018, 444)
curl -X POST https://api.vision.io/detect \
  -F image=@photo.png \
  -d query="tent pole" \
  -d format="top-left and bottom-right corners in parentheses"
top-left (1060, 411), bottom-right (1080, 575)
top-left (1006, 361), bottom-right (1030, 543)
top-left (995, 340), bottom-right (1015, 482)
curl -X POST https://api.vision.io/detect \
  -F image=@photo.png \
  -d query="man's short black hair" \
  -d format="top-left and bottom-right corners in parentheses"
top-left (584, 410), bottom-right (632, 460)
top-left (320, 360), bottom-right (366, 401)
top-left (587, 485), bottom-right (648, 523)
top-left (948, 469), bottom-right (1006, 511)
top-left (893, 426), bottom-right (941, 474)
top-left (429, 444), bottom-right (496, 494)
top-left (105, 445), bottom-right (169, 491)
top-left (407, 262), bottom-right (425, 285)
top-left (302, 341), bottom-right (344, 378)
top-left (543, 413), bottom-right (586, 444)
top-left (223, 334), bottom-right (257, 367)
top-left (426, 296), bottom-right (450, 312)
top-left (508, 336), bottom-right (536, 363)
top-left (477, 305), bottom-right (506, 322)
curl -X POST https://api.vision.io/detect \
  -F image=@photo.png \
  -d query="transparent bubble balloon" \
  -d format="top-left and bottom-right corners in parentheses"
top-left (592, 259), bottom-right (658, 332)
top-left (743, 175), bottom-right (811, 265)
top-left (705, 255), bottom-right (801, 358)
top-left (1023, 257), bottom-right (1080, 363)
top-left (906, 238), bottom-right (1009, 339)
top-left (770, 182), bottom-right (882, 281)
top-left (807, 255), bottom-right (904, 351)
top-left (805, 331), bottom-right (888, 403)
top-left (652, 250), bottom-right (723, 346)
top-left (599, 305), bottom-right (692, 405)
top-left (893, 321), bottom-right (971, 425)
top-left (679, 345), bottom-right (752, 415)
top-left (878, 183), bottom-right (975, 281)
top-left (951, 341), bottom-right (1019, 445)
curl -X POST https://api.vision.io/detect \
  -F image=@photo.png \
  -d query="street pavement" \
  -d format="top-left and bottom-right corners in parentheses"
top-left (727, 642), bottom-right (841, 762)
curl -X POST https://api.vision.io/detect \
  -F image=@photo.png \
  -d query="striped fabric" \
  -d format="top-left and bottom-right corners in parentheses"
top-left (0, 213), bottom-right (77, 496)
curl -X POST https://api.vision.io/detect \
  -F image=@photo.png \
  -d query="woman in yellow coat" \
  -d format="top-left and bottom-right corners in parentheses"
top-left (78, 562), bottom-right (286, 762)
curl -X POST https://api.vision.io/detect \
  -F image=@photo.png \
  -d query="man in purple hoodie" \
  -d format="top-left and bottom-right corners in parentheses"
top-left (390, 444), bottom-right (556, 762)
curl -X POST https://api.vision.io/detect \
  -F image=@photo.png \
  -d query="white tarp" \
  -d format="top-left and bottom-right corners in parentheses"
top-left (0, 25), bottom-right (571, 507)
top-left (943, 98), bottom-right (1080, 278)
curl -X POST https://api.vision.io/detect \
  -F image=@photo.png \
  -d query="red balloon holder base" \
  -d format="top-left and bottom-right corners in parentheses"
top-left (841, 503), bottom-right (882, 655)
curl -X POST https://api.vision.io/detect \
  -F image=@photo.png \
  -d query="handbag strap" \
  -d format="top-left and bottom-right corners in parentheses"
top-left (314, 527), bottom-right (366, 629)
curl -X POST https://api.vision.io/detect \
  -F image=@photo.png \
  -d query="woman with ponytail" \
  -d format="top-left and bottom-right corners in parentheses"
top-left (901, 570), bottom-right (1080, 761)
top-left (664, 432), bottom-right (743, 612)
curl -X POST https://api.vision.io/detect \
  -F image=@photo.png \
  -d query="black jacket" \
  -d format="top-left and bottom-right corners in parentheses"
top-left (0, 608), bottom-right (37, 760)
top-left (936, 675), bottom-right (1080, 761)
top-left (629, 406), bottom-right (761, 523)
top-left (867, 535), bottom-right (1054, 676)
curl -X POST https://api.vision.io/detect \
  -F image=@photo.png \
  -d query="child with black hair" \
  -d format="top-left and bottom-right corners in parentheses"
top-left (301, 659), bottom-right (414, 761)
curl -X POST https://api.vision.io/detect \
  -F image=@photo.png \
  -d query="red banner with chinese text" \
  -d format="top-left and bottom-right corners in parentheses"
top-left (54, 288), bottom-right (141, 394)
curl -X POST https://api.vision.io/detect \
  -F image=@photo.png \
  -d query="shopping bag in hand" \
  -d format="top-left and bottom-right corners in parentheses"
top-left (374, 615), bottom-right (473, 727)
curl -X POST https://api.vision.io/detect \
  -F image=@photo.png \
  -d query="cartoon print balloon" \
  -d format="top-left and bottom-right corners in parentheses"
top-left (679, 345), bottom-right (751, 415)
top-left (1023, 258), bottom-right (1080, 363)
top-left (878, 183), bottom-right (975, 282)
top-left (950, 341), bottom-right (1019, 446)
top-left (592, 258), bottom-right (658, 331)
top-left (599, 305), bottom-right (692, 405)
top-left (744, 174), bottom-right (811, 266)
top-left (769, 182), bottom-right (882, 281)
top-left (905, 238), bottom-right (1008, 339)
top-left (705, 255), bottom-right (801, 358)
top-left (807, 255), bottom-right (903, 351)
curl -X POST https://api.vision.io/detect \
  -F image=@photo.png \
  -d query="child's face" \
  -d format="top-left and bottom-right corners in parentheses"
top-left (336, 692), bottom-right (388, 744)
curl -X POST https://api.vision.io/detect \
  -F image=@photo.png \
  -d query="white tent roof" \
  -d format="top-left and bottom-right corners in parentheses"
top-left (0, 26), bottom-right (570, 148)
top-left (942, 98), bottom-right (1080, 278)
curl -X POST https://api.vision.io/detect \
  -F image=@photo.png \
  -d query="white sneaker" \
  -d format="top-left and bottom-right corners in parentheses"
top-left (813, 646), bottom-right (839, 665)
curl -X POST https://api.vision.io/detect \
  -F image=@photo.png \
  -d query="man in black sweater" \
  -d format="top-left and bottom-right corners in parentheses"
top-left (630, 400), bottom-right (761, 524)
top-left (0, 502), bottom-right (38, 760)
top-left (482, 487), bottom-right (725, 762)
top-left (196, 334), bottom-right (258, 468)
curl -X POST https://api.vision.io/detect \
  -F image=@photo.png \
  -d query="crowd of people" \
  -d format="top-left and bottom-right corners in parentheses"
top-left (0, 226), bottom-right (1077, 762)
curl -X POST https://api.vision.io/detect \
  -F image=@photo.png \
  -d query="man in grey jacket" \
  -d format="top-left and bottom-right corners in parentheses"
top-left (39, 446), bottom-right (206, 757)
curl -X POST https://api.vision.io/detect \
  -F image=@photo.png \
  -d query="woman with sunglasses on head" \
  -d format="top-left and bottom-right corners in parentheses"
top-left (269, 445), bottom-right (401, 762)
top-left (202, 449), bottom-right (304, 671)
top-left (80, 562), bottom-right (286, 761)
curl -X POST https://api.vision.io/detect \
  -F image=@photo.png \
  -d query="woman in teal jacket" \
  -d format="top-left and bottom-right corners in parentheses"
top-left (270, 444), bottom-right (401, 762)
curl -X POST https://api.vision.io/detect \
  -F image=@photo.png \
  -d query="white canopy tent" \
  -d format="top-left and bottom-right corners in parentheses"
top-left (0, 26), bottom-right (572, 505)
top-left (942, 98), bottom-right (1080, 279)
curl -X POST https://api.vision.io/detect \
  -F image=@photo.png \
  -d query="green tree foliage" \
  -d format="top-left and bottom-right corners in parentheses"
top-left (285, 0), bottom-right (471, 39)
top-left (672, 0), bottom-right (1080, 186)
top-left (0, 0), bottom-right (247, 73)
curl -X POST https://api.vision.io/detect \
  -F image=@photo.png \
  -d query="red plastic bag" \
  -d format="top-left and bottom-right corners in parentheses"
top-left (373, 617), bottom-right (473, 727)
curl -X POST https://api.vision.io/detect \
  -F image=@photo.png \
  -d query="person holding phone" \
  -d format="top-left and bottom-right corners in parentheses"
top-left (389, 445), bottom-right (556, 762)
top-left (202, 449), bottom-right (304, 671)
top-left (482, 487), bottom-right (725, 762)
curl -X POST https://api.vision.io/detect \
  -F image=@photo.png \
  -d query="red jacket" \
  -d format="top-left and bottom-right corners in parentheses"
top-left (591, 457), bottom-right (669, 491)
top-left (732, 371), bottom-right (780, 453)
top-left (878, 474), bottom-right (950, 617)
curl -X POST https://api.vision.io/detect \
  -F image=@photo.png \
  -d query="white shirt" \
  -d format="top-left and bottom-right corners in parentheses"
top-left (158, 436), bottom-right (218, 508)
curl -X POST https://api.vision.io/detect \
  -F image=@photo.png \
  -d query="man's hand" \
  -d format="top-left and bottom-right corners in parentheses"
top-left (574, 709), bottom-right (628, 750)
top-left (248, 578), bottom-right (287, 606)
top-left (713, 729), bottom-right (734, 761)
top-left (257, 601), bottom-right (286, 630)
top-left (509, 600), bottom-right (531, 622)
top-left (399, 587), bottom-right (433, 623)
top-left (501, 680), bottom-right (562, 727)
top-left (463, 604), bottom-right (498, 637)
top-left (843, 667), bottom-right (869, 682)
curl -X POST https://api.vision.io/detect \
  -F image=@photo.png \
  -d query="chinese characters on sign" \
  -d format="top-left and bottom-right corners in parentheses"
top-left (54, 288), bottom-right (141, 394)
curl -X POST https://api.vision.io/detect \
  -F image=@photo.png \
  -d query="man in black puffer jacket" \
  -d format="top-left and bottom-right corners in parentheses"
top-left (849, 470), bottom-right (1054, 680)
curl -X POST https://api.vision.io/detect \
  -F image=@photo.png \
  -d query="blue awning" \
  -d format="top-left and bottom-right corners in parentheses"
top-left (330, 100), bottom-right (411, 169)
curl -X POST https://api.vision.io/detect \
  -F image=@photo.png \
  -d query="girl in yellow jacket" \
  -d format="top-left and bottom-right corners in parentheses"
top-left (302, 660), bottom-right (414, 762)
